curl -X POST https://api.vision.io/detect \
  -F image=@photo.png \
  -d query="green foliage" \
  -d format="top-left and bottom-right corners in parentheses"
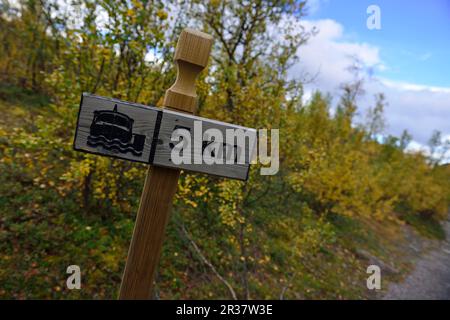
top-left (0, 82), bottom-right (50, 107)
top-left (0, 0), bottom-right (449, 300)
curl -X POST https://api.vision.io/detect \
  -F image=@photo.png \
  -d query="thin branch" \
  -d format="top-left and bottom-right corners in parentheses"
top-left (279, 272), bottom-right (295, 300)
top-left (177, 221), bottom-right (238, 300)
top-left (91, 56), bottom-right (105, 94)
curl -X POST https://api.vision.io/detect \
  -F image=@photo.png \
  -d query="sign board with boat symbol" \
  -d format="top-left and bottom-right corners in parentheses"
top-left (74, 93), bottom-right (160, 163)
top-left (74, 94), bottom-right (256, 180)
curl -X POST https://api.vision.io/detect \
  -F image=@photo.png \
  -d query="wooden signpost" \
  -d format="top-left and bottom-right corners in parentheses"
top-left (73, 28), bottom-right (256, 299)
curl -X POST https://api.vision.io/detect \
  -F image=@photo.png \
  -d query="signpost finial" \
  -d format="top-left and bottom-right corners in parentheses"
top-left (163, 28), bottom-right (213, 114)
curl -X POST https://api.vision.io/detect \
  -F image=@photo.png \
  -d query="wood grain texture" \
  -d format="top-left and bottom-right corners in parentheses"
top-left (118, 166), bottom-right (180, 299)
top-left (153, 109), bottom-right (257, 180)
top-left (163, 29), bottom-right (213, 113)
top-left (74, 94), bottom-right (159, 163)
top-left (118, 28), bottom-right (213, 299)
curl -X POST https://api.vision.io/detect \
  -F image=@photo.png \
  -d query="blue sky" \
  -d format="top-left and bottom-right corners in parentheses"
top-left (307, 0), bottom-right (450, 87)
top-left (289, 0), bottom-right (450, 155)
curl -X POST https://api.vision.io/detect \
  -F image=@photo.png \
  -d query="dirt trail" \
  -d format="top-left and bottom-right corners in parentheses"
top-left (384, 220), bottom-right (450, 300)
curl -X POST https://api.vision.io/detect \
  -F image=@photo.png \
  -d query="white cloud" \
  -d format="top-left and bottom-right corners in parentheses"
top-left (288, 19), bottom-right (450, 146)
top-left (305, 0), bottom-right (328, 15)
top-left (291, 19), bottom-right (384, 95)
top-left (365, 79), bottom-right (450, 143)
top-left (379, 79), bottom-right (450, 94)
top-left (406, 137), bottom-right (450, 164)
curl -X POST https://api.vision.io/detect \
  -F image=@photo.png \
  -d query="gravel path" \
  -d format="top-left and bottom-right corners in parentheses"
top-left (384, 220), bottom-right (450, 300)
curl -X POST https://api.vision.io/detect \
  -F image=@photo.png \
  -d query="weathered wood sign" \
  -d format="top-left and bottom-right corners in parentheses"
top-left (74, 94), bottom-right (256, 180)
top-left (153, 109), bottom-right (256, 180)
top-left (74, 94), bottom-right (160, 164)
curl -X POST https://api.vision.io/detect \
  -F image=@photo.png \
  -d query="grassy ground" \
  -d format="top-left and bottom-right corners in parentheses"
top-left (0, 84), bottom-right (446, 299)
top-left (401, 213), bottom-right (446, 240)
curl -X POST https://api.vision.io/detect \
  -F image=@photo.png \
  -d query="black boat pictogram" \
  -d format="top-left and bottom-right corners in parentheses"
top-left (87, 104), bottom-right (146, 156)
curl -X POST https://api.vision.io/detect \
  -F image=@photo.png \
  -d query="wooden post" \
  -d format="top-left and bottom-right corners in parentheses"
top-left (118, 28), bottom-right (213, 299)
